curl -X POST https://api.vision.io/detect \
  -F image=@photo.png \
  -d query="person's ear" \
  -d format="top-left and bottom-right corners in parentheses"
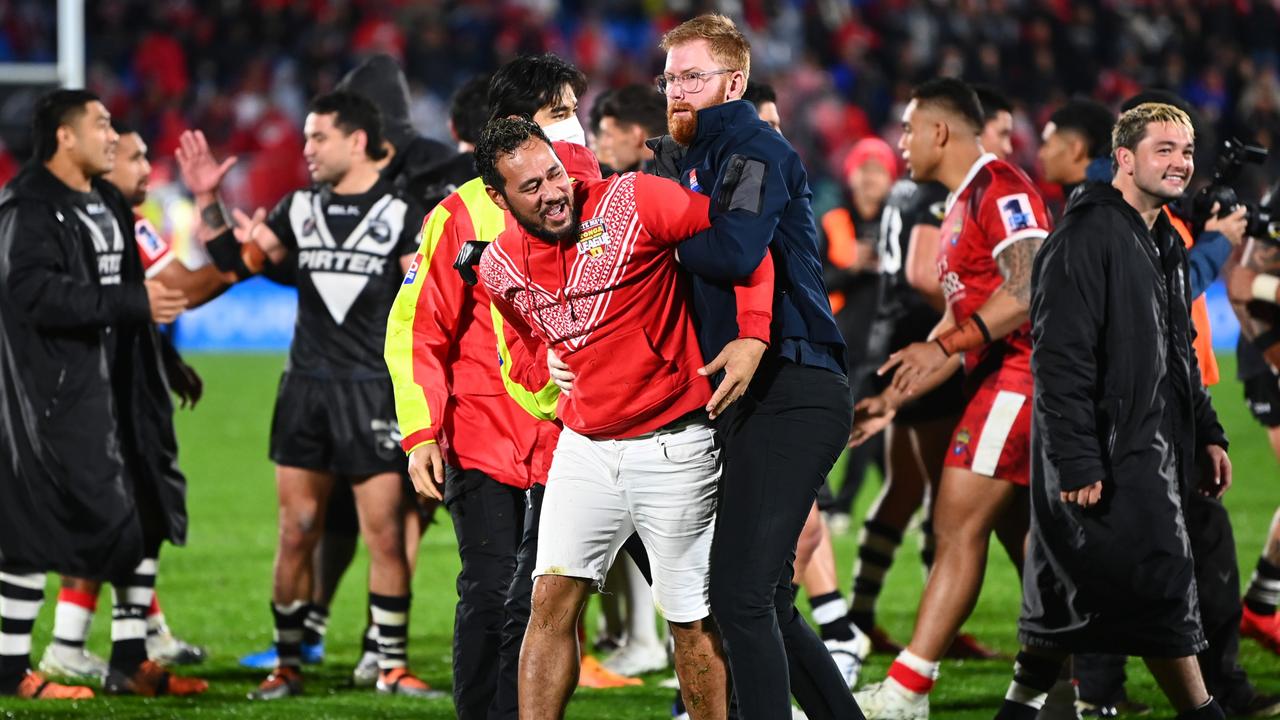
top-left (56, 124), bottom-right (75, 153)
top-left (1115, 147), bottom-right (1133, 175)
top-left (485, 184), bottom-right (510, 212)
top-left (1069, 135), bottom-right (1088, 164)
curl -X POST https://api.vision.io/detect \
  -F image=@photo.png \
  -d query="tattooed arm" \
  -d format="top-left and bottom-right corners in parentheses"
top-left (879, 238), bottom-right (1043, 397)
top-left (978, 236), bottom-right (1045, 337)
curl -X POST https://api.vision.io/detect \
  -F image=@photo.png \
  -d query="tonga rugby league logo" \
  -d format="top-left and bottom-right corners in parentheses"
top-left (576, 218), bottom-right (611, 258)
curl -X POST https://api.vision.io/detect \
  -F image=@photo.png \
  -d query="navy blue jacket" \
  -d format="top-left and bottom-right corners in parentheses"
top-left (655, 100), bottom-right (847, 375)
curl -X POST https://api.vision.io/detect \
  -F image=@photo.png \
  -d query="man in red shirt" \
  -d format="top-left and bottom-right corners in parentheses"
top-left (476, 117), bottom-right (772, 720)
top-left (851, 78), bottom-right (1052, 719)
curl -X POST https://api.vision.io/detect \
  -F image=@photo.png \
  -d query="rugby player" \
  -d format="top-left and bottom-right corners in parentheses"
top-left (852, 78), bottom-right (1052, 719)
top-left (0, 89), bottom-right (204, 700)
top-left (38, 124), bottom-right (224, 680)
top-left (223, 90), bottom-right (435, 700)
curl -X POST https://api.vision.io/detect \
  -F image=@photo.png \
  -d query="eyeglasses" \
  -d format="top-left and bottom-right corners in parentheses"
top-left (654, 69), bottom-right (732, 94)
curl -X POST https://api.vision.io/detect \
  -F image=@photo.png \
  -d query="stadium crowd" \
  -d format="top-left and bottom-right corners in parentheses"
top-left (1, 3), bottom-right (1280, 720)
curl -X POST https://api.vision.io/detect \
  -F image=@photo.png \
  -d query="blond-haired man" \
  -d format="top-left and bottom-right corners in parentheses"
top-left (994, 103), bottom-right (1231, 720)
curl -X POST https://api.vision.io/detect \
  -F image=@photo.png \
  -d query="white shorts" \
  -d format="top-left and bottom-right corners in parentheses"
top-left (535, 420), bottom-right (720, 623)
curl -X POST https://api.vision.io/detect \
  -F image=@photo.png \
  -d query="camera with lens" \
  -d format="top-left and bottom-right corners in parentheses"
top-left (1191, 137), bottom-right (1275, 240)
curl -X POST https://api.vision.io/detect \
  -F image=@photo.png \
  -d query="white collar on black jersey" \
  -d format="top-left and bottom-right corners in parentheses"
top-left (945, 152), bottom-right (998, 216)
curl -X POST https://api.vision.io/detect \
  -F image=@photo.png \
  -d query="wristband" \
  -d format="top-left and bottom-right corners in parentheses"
top-left (206, 230), bottom-right (264, 280)
top-left (1253, 274), bottom-right (1280, 303)
top-left (205, 230), bottom-right (241, 274)
top-left (935, 314), bottom-right (993, 356)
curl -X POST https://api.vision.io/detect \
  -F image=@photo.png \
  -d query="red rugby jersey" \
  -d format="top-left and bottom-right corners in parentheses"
top-left (937, 154), bottom-right (1052, 381)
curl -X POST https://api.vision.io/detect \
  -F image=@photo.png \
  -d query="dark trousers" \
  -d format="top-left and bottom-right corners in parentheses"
top-left (709, 359), bottom-right (862, 720)
top-left (445, 468), bottom-right (530, 720)
top-left (492, 483), bottom-right (543, 720)
top-left (1076, 480), bottom-right (1254, 710)
top-left (1186, 492), bottom-right (1254, 712)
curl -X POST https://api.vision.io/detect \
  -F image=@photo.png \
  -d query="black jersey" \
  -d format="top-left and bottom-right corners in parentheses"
top-left (869, 179), bottom-right (948, 359)
top-left (266, 180), bottom-right (424, 378)
top-left (71, 188), bottom-right (128, 287)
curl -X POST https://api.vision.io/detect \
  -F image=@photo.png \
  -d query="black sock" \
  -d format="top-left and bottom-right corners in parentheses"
top-left (848, 519), bottom-right (903, 631)
top-left (370, 592), bottom-right (410, 672)
top-left (994, 651), bottom-right (1064, 720)
top-left (1177, 697), bottom-right (1226, 720)
top-left (109, 558), bottom-right (156, 673)
top-left (362, 621), bottom-right (379, 654)
top-left (0, 572), bottom-right (43, 693)
top-left (808, 591), bottom-right (854, 641)
top-left (1245, 557), bottom-right (1280, 616)
top-left (271, 600), bottom-right (307, 669)
top-left (920, 516), bottom-right (936, 571)
top-left (302, 603), bottom-right (328, 646)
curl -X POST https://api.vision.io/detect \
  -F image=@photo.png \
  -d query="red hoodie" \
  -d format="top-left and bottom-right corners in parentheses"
top-left (480, 170), bottom-right (773, 439)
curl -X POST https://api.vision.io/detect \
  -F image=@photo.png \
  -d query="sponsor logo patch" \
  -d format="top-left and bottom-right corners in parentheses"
top-left (953, 428), bottom-right (971, 456)
top-left (402, 253), bottom-right (423, 284)
top-left (135, 219), bottom-right (167, 260)
top-left (997, 193), bottom-right (1037, 234)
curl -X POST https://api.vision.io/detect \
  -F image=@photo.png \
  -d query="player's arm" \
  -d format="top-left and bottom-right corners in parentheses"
top-left (175, 129), bottom-right (268, 286)
top-left (1227, 239), bottom-right (1280, 368)
top-left (884, 192), bottom-right (1049, 396)
top-left (904, 223), bottom-right (945, 312)
top-left (1, 205), bottom-right (173, 329)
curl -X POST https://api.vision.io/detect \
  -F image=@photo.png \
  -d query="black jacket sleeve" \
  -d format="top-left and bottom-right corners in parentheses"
top-left (1188, 315), bottom-right (1228, 450)
top-left (1031, 221), bottom-right (1110, 490)
top-left (0, 202), bottom-right (150, 329)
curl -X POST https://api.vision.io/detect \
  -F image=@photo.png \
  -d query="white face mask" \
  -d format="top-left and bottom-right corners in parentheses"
top-left (541, 115), bottom-right (586, 146)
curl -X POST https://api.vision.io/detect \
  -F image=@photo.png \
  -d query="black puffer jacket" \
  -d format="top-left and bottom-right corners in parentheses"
top-left (0, 164), bottom-right (186, 578)
top-left (1020, 181), bottom-right (1226, 656)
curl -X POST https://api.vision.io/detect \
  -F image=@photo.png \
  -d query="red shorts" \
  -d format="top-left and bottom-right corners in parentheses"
top-left (943, 375), bottom-right (1032, 485)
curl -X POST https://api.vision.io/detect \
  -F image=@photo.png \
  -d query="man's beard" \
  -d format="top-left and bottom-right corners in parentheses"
top-left (668, 77), bottom-right (728, 146)
top-left (514, 201), bottom-right (579, 244)
top-left (668, 101), bottom-right (698, 146)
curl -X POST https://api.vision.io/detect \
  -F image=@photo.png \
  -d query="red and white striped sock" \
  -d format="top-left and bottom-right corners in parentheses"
top-left (52, 587), bottom-right (99, 650)
top-left (146, 594), bottom-right (168, 636)
top-left (886, 649), bottom-right (940, 696)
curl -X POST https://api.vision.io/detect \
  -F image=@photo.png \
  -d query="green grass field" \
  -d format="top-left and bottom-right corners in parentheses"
top-left (1, 353), bottom-right (1277, 719)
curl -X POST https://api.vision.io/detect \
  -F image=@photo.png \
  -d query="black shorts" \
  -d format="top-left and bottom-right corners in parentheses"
top-left (270, 372), bottom-right (406, 477)
top-left (1244, 373), bottom-right (1280, 428)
